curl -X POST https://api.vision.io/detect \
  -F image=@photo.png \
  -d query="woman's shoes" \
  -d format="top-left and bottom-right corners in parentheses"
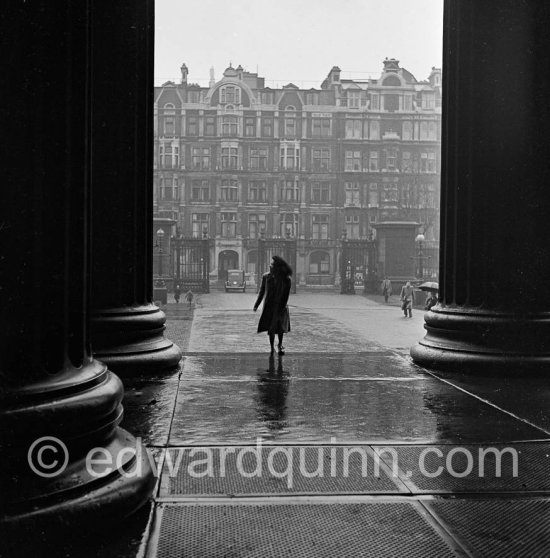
top-left (278, 345), bottom-right (285, 355)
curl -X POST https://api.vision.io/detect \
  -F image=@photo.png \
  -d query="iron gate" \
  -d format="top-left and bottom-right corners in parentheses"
top-left (172, 237), bottom-right (210, 293)
top-left (257, 238), bottom-right (297, 294)
top-left (340, 239), bottom-right (377, 294)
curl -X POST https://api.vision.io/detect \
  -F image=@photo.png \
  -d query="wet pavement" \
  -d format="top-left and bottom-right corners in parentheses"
top-left (28, 292), bottom-right (550, 557)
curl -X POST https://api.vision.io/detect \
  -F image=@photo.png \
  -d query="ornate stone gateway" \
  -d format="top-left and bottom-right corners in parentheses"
top-left (340, 238), bottom-right (377, 294)
top-left (257, 237), bottom-right (297, 294)
top-left (171, 236), bottom-right (211, 293)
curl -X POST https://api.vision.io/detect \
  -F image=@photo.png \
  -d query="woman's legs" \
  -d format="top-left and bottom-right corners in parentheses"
top-left (268, 333), bottom-right (275, 352)
top-left (277, 333), bottom-right (284, 354)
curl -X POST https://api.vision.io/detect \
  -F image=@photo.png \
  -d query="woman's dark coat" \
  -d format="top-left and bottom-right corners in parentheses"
top-left (254, 272), bottom-right (291, 334)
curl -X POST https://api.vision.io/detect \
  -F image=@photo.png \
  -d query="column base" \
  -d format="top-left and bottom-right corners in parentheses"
top-left (92, 304), bottom-right (182, 375)
top-left (0, 360), bottom-right (155, 538)
top-left (411, 306), bottom-right (550, 374)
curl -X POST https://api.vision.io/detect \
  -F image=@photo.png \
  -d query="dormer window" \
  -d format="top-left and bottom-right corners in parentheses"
top-left (221, 85), bottom-right (241, 105)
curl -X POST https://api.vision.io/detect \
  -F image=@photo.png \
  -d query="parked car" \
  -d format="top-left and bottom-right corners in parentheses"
top-left (225, 269), bottom-right (246, 292)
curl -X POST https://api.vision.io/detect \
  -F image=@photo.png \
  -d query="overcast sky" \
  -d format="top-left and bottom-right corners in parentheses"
top-left (155, 0), bottom-right (443, 88)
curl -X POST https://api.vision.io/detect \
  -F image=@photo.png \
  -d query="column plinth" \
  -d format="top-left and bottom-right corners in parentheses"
top-left (92, 304), bottom-right (182, 374)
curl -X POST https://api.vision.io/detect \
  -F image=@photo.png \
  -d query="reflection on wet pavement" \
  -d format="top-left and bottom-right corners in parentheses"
top-left (167, 353), bottom-right (544, 445)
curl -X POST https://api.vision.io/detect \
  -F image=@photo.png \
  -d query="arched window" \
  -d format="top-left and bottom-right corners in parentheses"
top-left (382, 75), bottom-right (401, 87)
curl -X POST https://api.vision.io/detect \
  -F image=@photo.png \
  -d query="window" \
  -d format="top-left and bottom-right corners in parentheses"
top-left (422, 92), bottom-right (435, 110)
top-left (421, 152), bottom-right (437, 172)
top-left (306, 92), bottom-right (319, 105)
top-left (402, 121), bottom-right (413, 141)
top-left (159, 142), bottom-right (179, 168)
top-left (191, 180), bottom-right (209, 201)
top-left (221, 179), bottom-right (239, 201)
top-left (262, 116), bottom-right (273, 137)
top-left (159, 176), bottom-right (179, 201)
top-left (221, 212), bottom-right (237, 237)
top-left (345, 151), bottom-right (361, 171)
top-left (248, 214), bottom-right (266, 239)
top-left (382, 183), bottom-right (399, 203)
top-left (369, 120), bottom-right (380, 140)
top-left (403, 96), bottom-right (413, 111)
top-left (402, 151), bottom-right (412, 173)
top-left (222, 116), bottom-right (238, 137)
top-left (345, 182), bottom-right (360, 206)
top-left (187, 90), bottom-right (200, 103)
top-left (429, 122), bottom-right (437, 140)
top-left (221, 147), bottom-right (238, 169)
top-left (345, 119), bottom-right (362, 139)
top-left (284, 107), bottom-right (296, 138)
top-left (312, 148), bottom-right (330, 172)
top-left (248, 181), bottom-right (267, 202)
top-left (347, 91), bottom-right (361, 108)
top-left (205, 116), bottom-right (216, 136)
top-left (369, 151), bottom-right (379, 172)
top-left (192, 147), bottom-right (210, 170)
top-left (420, 121), bottom-right (429, 140)
top-left (312, 214), bottom-right (329, 240)
top-left (187, 115), bottom-right (198, 135)
top-left (312, 117), bottom-right (331, 137)
top-left (370, 93), bottom-right (380, 110)
top-left (284, 115), bottom-right (296, 137)
top-left (249, 147), bottom-right (267, 170)
top-left (245, 117), bottom-right (256, 137)
top-left (163, 118), bottom-right (175, 136)
top-left (280, 180), bottom-right (300, 202)
top-left (262, 91), bottom-right (274, 104)
top-left (312, 182), bottom-right (330, 203)
top-left (345, 215), bottom-right (360, 239)
top-left (280, 213), bottom-right (299, 237)
top-left (386, 148), bottom-right (398, 171)
top-left (384, 94), bottom-right (399, 112)
top-left (192, 213), bottom-right (209, 237)
top-left (368, 183), bottom-right (379, 207)
top-left (280, 142), bottom-right (300, 170)
top-left (221, 85), bottom-right (241, 105)
top-left (309, 252), bottom-right (330, 273)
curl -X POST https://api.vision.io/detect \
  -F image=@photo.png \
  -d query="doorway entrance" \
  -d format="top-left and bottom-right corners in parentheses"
top-left (218, 250), bottom-right (239, 283)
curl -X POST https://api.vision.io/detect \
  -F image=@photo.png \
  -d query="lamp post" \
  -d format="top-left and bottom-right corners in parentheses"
top-left (156, 228), bottom-right (165, 278)
top-left (414, 233), bottom-right (429, 280)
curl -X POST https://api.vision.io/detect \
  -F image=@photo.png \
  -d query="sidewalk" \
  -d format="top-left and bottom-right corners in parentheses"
top-left (60, 293), bottom-right (550, 557)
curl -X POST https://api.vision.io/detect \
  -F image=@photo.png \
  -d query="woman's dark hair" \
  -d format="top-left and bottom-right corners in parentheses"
top-left (271, 255), bottom-right (293, 277)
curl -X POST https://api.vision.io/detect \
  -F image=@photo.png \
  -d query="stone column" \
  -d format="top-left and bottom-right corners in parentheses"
top-left (411, 0), bottom-right (550, 373)
top-left (0, 2), bottom-right (154, 536)
top-left (89, 2), bottom-right (181, 374)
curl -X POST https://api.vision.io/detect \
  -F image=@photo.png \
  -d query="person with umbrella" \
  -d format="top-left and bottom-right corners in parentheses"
top-left (419, 282), bottom-right (439, 311)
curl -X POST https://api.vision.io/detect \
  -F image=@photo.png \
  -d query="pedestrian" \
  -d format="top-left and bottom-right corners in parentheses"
top-left (381, 276), bottom-right (392, 303)
top-left (174, 283), bottom-right (181, 303)
top-left (424, 292), bottom-right (437, 311)
top-left (400, 281), bottom-right (415, 318)
top-left (253, 255), bottom-right (292, 355)
top-left (184, 289), bottom-right (194, 307)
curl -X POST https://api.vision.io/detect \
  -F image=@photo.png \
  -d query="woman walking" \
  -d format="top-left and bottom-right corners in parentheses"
top-left (253, 256), bottom-right (292, 355)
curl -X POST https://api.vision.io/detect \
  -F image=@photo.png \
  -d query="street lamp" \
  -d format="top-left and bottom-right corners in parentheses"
top-left (156, 228), bottom-right (165, 277)
top-left (415, 233), bottom-right (425, 280)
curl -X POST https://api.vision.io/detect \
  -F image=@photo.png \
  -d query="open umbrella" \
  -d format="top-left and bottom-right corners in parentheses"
top-left (418, 281), bottom-right (439, 292)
